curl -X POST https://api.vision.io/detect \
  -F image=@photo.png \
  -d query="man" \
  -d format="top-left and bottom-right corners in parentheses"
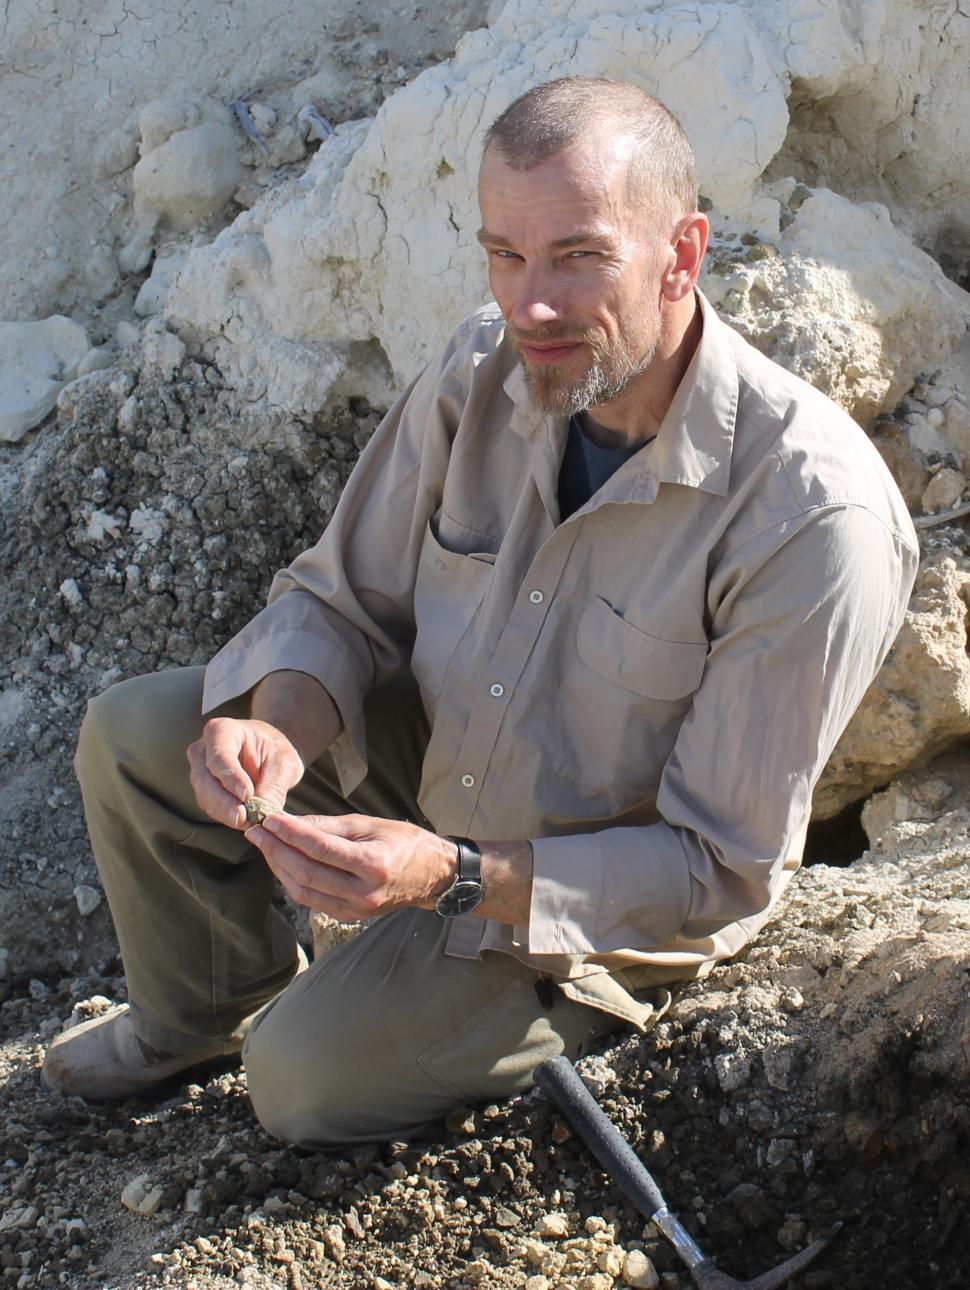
top-left (43, 78), bottom-right (917, 1146)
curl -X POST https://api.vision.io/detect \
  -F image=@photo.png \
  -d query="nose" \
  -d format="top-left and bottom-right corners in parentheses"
top-left (507, 264), bottom-right (564, 331)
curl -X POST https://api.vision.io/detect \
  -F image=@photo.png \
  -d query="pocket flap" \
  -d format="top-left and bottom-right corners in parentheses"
top-left (576, 597), bottom-right (706, 700)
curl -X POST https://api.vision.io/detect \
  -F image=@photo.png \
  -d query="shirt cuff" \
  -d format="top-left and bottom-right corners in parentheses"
top-left (202, 626), bottom-right (370, 796)
top-left (528, 825), bottom-right (693, 956)
top-left (528, 833), bottom-right (603, 955)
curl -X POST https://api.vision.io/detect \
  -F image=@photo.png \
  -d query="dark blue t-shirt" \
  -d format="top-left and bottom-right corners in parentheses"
top-left (557, 415), bottom-right (644, 520)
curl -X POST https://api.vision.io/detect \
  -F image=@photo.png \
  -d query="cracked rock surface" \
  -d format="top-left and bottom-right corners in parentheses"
top-left (0, 346), bottom-right (379, 977)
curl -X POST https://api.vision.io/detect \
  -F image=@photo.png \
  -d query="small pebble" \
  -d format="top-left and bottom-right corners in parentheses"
top-left (596, 1246), bottom-right (624, 1276)
top-left (73, 884), bottom-right (103, 916)
top-left (537, 1212), bottom-right (570, 1238)
top-left (622, 1248), bottom-right (660, 1289)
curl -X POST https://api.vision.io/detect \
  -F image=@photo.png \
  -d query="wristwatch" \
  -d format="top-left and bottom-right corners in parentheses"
top-left (434, 836), bottom-right (484, 917)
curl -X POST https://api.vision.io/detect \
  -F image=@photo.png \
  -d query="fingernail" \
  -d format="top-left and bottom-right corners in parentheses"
top-left (262, 815), bottom-right (280, 832)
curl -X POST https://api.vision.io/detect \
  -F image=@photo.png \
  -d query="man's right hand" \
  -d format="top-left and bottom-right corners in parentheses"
top-left (187, 669), bottom-right (343, 830)
top-left (187, 718), bottom-right (306, 830)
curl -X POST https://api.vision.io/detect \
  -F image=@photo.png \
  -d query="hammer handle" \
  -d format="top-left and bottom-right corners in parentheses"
top-left (534, 1055), bottom-right (667, 1220)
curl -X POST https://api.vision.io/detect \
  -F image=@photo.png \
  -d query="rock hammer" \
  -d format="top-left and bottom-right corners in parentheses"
top-left (535, 1056), bottom-right (841, 1290)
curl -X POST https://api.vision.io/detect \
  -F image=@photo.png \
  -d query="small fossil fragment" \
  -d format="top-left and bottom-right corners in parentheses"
top-left (244, 796), bottom-right (278, 827)
top-left (231, 98), bottom-right (269, 155)
top-left (297, 104), bottom-right (334, 143)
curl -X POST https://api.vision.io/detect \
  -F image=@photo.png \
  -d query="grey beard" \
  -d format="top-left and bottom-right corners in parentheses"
top-left (521, 339), bottom-right (658, 417)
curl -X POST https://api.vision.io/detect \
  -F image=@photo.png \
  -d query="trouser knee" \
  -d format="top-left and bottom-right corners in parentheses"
top-left (242, 998), bottom-right (426, 1148)
top-left (75, 667), bottom-right (207, 797)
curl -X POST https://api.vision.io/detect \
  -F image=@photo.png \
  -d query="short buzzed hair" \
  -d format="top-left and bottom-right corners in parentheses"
top-left (482, 77), bottom-right (698, 232)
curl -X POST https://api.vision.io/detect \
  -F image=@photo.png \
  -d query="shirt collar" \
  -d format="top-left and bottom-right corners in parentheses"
top-left (500, 288), bottom-right (739, 499)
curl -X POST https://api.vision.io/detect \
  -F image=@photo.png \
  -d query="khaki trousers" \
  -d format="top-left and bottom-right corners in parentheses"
top-left (76, 666), bottom-right (625, 1146)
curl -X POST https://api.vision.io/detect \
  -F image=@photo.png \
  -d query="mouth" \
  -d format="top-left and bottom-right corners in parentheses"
top-left (519, 340), bottom-right (585, 365)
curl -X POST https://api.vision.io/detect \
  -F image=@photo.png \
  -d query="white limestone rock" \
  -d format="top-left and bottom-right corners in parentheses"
top-left (73, 884), bottom-right (102, 917)
top-left (0, 317), bottom-right (91, 442)
top-left (921, 466), bottom-right (966, 514)
top-left (139, 320), bottom-right (186, 381)
top-left (165, 0), bottom-right (970, 420)
top-left (135, 248), bottom-right (189, 319)
top-left (133, 99), bottom-right (245, 234)
top-left (120, 1176), bottom-right (165, 1217)
top-left (704, 189), bottom-right (968, 424)
top-left (76, 346), bottom-right (117, 377)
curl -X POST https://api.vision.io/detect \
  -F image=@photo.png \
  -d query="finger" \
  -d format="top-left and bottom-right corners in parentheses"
top-left (265, 861), bottom-right (365, 920)
top-left (250, 760), bottom-right (301, 814)
top-left (246, 824), bottom-right (362, 900)
top-left (248, 827), bottom-right (374, 921)
top-left (259, 813), bottom-right (372, 874)
top-left (187, 740), bottom-right (248, 829)
top-left (201, 719), bottom-right (256, 802)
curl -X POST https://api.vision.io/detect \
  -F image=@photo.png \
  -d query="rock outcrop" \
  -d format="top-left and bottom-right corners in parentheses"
top-left (165, 0), bottom-right (970, 421)
top-left (0, 0), bottom-right (490, 328)
top-left (0, 318), bottom-right (91, 442)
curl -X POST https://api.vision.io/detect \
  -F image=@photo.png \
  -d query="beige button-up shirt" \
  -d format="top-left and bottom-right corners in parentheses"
top-left (204, 292), bottom-right (918, 1010)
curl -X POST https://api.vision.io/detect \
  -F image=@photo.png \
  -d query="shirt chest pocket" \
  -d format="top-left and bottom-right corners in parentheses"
top-left (576, 596), bottom-right (707, 699)
top-left (412, 515), bottom-right (494, 707)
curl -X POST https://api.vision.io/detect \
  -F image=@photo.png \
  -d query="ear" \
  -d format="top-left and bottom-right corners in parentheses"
top-left (662, 213), bottom-right (709, 302)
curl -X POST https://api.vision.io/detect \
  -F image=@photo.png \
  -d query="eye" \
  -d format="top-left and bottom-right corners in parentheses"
top-left (566, 250), bottom-right (595, 260)
top-left (487, 248), bottom-right (521, 260)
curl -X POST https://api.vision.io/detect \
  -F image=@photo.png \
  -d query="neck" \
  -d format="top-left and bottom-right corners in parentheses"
top-left (585, 294), bottom-right (703, 449)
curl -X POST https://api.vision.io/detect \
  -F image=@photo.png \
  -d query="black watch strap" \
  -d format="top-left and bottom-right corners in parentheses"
top-left (435, 836), bottom-right (484, 918)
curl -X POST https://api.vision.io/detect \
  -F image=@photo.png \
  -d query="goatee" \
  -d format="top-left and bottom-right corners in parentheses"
top-left (510, 324), bottom-right (658, 417)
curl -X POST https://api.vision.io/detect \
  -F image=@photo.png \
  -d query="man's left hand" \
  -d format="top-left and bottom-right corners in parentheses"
top-left (244, 812), bottom-right (457, 921)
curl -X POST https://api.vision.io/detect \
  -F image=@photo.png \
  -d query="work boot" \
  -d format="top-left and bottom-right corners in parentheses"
top-left (41, 1005), bottom-right (233, 1100)
top-left (42, 946), bottom-right (310, 1101)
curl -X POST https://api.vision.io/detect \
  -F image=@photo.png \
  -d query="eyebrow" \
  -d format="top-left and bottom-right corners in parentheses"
top-left (476, 228), bottom-right (614, 250)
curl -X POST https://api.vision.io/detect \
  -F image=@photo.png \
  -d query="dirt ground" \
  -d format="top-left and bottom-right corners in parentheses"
top-left (2, 809), bottom-right (968, 1289)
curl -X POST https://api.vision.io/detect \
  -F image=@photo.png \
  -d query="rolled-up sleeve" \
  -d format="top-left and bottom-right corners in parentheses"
top-left (528, 504), bottom-right (918, 958)
top-left (202, 329), bottom-right (472, 795)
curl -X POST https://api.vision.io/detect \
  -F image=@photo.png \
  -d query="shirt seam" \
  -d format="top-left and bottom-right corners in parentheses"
top-left (778, 447), bottom-right (917, 553)
top-left (439, 505), bottom-right (500, 545)
top-left (721, 456), bottom-right (919, 564)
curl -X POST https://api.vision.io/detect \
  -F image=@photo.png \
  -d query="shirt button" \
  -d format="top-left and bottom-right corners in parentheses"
top-left (489, 683), bottom-right (505, 698)
top-left (529, 589), bottom-right (544, 604)
top-left (460, 773), bottom-right (476, 788)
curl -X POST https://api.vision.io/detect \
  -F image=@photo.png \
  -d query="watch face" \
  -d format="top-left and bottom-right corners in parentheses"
top-left (435, 879), bottom-right (484, 918)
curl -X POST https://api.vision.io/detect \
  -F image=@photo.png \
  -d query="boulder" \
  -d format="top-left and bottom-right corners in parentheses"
top-left (133, 100), bottom-right (245, 234)
top-left (0, 317), bottom-right (91, 442)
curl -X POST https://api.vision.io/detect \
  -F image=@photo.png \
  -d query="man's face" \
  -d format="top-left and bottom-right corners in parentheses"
top-left (477, 138), bottom-right (670, 418)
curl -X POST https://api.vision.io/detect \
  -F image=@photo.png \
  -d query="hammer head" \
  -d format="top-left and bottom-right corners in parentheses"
top-left (692, 1223), bottom-right (843, 1290)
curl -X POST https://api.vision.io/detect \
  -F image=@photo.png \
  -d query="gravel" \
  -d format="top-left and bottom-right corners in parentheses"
top-left (1, 810), bottom-right (968, 1288)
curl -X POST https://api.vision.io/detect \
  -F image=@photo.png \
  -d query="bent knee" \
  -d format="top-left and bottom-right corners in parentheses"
top-left (243, 1019), bottom-right (436, 1148)
top-left (243, 1030), bottom-right (362, 1147)
top-left (76, 667), bottom-right (206, 785)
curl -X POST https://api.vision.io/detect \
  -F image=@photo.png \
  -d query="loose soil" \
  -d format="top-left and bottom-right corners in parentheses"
top-left (2, 811), bottom-right (968, 1289)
